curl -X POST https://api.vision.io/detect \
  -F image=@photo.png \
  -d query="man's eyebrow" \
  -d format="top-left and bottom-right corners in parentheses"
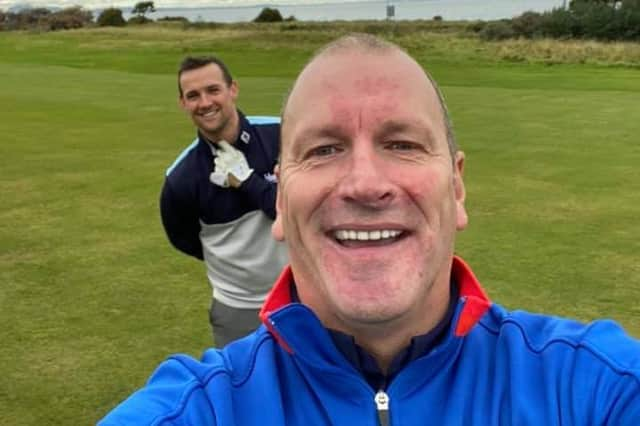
top-left (375, 119), bottom-right (438, 144)
top-left (294, 124), bottom-right (349, 143)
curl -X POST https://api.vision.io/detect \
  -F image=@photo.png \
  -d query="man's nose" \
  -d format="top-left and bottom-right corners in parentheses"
top-left (198, 93), bottom-right (214, 108)
top-left (337, 141), bottom-right (395, 209)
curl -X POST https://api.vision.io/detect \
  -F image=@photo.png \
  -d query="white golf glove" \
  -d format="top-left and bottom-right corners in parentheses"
top-left (209, 169), bottom-right (229, 187)
top-left (209, 146), bottom-right (230, 187)
top-left (216, 141), bottom-right (254, 184)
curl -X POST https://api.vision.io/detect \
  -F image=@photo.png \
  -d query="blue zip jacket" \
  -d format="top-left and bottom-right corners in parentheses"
top-left (99, 257), bottom-right (640, 425)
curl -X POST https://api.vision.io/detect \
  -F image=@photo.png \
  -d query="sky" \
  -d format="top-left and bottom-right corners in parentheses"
top-left (0, 0), bottom-right (346, 9)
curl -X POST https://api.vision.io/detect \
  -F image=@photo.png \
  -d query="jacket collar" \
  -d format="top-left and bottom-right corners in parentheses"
top-left (196, 109), bottom-right (250, 151)
top-left (259, 256), bottom-right (491, 352)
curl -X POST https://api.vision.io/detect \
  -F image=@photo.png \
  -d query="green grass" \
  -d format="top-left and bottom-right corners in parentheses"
top-left (1, 24), bottom-right (639, 424)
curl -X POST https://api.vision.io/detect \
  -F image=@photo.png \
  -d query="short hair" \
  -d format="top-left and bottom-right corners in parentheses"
top-left (177, 56), bottom-right (233, 96)
top-left (281, 33), bottom-right (458, 157)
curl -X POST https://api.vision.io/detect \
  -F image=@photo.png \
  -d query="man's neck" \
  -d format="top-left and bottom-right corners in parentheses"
top-left (354, 283), bottom-right (452, 374)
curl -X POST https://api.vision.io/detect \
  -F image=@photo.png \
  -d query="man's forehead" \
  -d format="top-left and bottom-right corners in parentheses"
top-left (287, 50), bottom-right (432, 109)
top-left (283, 50), bottom-right (440, 131)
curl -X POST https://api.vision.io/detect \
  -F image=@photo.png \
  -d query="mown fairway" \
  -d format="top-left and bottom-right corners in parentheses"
top-left (1, 23), bottom-right (639, 425)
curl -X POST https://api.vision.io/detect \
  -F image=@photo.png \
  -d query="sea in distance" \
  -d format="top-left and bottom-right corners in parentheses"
top-left (128, 0), bottom-right (567, 23)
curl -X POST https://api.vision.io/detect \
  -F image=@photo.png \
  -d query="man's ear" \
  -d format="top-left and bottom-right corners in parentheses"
top-left (230, 80), bottom-right (239, 101)
top-left (271, 164), bottom-right (285, 241)
top-left (453, 151), bottom-right (468, 231)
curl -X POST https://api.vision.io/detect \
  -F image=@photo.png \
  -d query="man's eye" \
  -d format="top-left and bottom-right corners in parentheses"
top-left (388, 141), bottom-right (417, 151)
top-left (309, 145), bottom-right (339, 157)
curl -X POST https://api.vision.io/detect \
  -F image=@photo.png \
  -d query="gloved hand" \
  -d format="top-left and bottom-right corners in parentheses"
top-left (209, 169), bottom-right (229, 187)
top-left (209, 146), bottom-right (230, 187)
top-left (216, 141), bottom-right (254, 187)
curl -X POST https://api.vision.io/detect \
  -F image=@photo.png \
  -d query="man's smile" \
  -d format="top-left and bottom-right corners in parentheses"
top-left (330, 228), bottom-right (407, 247)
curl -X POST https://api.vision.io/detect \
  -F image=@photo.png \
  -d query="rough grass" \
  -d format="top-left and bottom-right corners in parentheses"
top-left (490, 37), bottom-right (640, 66)
top-left (1, 23), bottom-right (639, 425)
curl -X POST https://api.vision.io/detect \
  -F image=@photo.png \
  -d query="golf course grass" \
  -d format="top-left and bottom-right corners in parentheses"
top-left (0, 22), bottom-right (638, 424)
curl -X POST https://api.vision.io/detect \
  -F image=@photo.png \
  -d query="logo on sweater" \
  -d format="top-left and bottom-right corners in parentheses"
top-left (240, 131), bottom-right (251, 144)
top-left (264, 172), bottom-right (277, 183)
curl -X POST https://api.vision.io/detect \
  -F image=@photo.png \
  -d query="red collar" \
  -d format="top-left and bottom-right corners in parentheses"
top-left (259, 256), bottom-right (491, 339)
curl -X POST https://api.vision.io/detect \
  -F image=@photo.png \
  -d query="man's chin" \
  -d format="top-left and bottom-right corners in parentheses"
top-left (334, 300), bottom-right (407, 329)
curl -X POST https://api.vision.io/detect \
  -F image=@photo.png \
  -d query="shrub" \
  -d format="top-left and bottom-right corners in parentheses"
top-left (511, 11), bottom-right (544, 38)
top-left (0, 10), bottom-right (7, 30)
top-left (539, 8), bottom-right (578, 38)
top-left (433, 15), bottom-right (443, 21)
top-left (157, 16), bottom-right (189, 23)
top-left (97, 8), bottom-right (126, 27)
top-left (43, 7), bottom-right (93, 31)
top-left (618, 0), bottom-right (640, 39)
top-left (467, 20), bottom-right (487, 33)
top-left (128, 16), bottom-right (151, 25)
top-left (538, 0), bottom-right (640, 41)
top-left (253, 7), bottom-right (283, 22)
top-left (574, 1), bottom-right (618, 39)
top-left (0, 8), bottom-right (49, 30)
top-left (479, 20), bottom-right (516, 40)
top-left (18, 7), bottom-right (51, 29)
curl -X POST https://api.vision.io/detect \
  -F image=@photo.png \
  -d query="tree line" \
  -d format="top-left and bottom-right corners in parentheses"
top-left (2, 0), bottom-right (638, 42)
top-left (479, 0), bottom-right (640, 41)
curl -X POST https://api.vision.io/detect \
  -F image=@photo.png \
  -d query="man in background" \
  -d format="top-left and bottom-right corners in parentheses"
top-left (160, 56), bottom-right (287, 346)
top-left (103, 35), bottom-right (640, 424)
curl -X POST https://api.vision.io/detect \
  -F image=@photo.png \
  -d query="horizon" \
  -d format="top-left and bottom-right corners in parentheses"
top-left (4, 0), bottom-right (380, 11)
top-left (0, 0), bottom-right (567, 12)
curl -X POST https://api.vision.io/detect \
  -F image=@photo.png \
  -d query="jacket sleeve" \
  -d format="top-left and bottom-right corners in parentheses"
top-left (604, 374), bottom-right (640, 425)
top-left (160, 179), bottom-right (204, 260)
top-left (238, 172), bottom-right (277, 220)
top-left (97, 358), bottom-right (217, 425)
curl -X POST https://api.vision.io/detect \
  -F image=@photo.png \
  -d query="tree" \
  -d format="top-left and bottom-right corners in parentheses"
top-left (570, 0), bottom-right (621, 9)
top-left (97, 7), bottom-right (126, 27)
top-left (132, 1), bottom-right (155, 18)
top-left (253, 7), bottom-right (283, 22)
top-left (45, 7), bottom-right (93, 30)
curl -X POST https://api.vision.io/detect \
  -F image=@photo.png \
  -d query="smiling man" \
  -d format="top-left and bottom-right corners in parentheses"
top-left (160, 56), bottom-right (288, 346)
top-left (102, 35), bottom-right (640, 425)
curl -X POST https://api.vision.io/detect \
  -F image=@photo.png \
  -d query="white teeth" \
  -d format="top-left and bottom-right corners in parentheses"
top-left (334, 229), bottom-right (402, 241)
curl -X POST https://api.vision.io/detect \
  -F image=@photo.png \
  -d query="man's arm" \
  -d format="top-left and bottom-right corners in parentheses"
top-left (602, 374), bottom-right (640, 425)
top-left (237, 172), bottom-right (277, 219)
top-left (160, 180), bottom-right (203, 260)
top-left (98, 357), bottom-right (217, 425)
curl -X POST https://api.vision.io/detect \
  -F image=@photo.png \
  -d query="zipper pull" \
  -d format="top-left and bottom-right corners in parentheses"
top-left (375, 390), bottom-right (390, 426)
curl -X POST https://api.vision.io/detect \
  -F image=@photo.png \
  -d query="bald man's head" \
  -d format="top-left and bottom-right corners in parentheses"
top-left (281, 33), bottom-right (457, 159)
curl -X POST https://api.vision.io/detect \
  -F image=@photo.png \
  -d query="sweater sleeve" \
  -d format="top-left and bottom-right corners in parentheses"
top-left (160, 179), bottom-right (204, 260)
top-left (238, 171), bottom-right (277, 220)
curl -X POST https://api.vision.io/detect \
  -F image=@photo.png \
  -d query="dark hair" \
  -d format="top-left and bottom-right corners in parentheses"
top-left (177, 56), bottom-right (233, 96)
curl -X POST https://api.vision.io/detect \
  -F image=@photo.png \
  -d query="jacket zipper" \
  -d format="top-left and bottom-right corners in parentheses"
top-left (375, 390), bottom-right (390, 426)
